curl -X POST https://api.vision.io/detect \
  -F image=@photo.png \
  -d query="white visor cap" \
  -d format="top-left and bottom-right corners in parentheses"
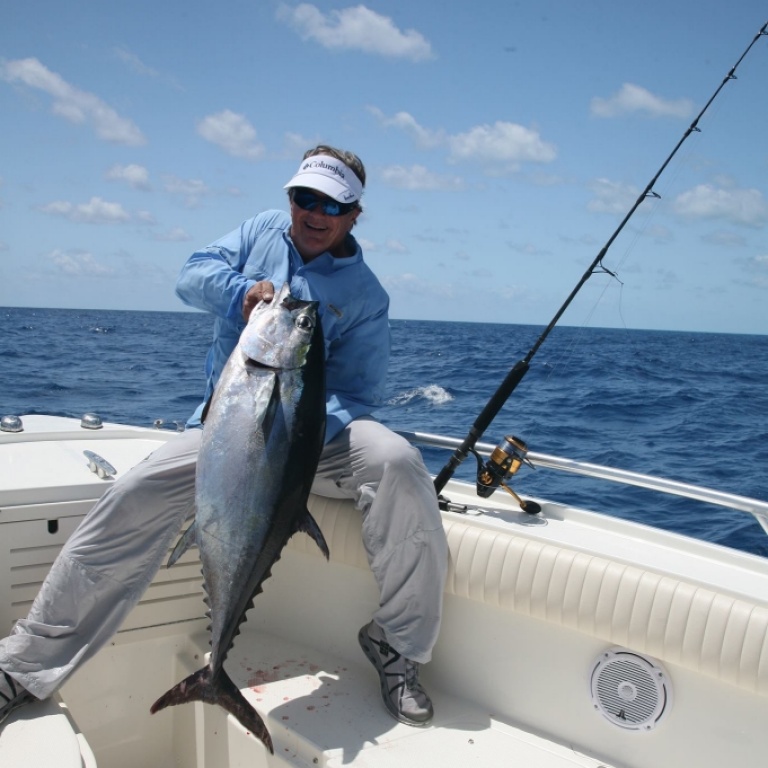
top-left (284, 155), bottom-right (363, 204)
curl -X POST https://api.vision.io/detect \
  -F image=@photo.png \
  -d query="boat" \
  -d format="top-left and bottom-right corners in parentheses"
top-left (1, 411), bottom-right (767, 767)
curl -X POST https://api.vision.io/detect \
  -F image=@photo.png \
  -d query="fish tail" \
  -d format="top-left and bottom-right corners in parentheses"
top-left (150, 666), bottom-right (274, 753)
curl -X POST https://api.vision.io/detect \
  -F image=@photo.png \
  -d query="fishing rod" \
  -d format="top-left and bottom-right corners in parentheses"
top-left (433, 20), bottom-right (768, 503)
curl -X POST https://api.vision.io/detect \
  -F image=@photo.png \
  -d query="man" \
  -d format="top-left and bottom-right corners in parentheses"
top-left (0, 145), bottom-right (448, 730)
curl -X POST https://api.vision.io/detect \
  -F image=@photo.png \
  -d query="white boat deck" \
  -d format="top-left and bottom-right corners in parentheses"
top-left (2, 622), bottom-right (614, 768)
top-left (191, 628), bottom-right (612, 767)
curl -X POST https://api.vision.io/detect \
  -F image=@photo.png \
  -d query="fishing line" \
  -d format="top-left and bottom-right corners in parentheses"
top-left (434, 20), bottom-right (768, 499)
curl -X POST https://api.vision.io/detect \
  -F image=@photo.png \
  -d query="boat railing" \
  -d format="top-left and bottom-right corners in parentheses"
top-left (396, 430), bottom-right (768, 534)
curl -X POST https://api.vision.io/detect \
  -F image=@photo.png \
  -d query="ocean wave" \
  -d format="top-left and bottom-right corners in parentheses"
top-left (3, 308), bottom-right (766, 556)
top-left (388, 384), bottom-right (454, 407)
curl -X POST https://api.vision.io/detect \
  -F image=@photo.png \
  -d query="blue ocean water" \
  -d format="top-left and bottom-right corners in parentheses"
top-left (2, 307), bottom-right (767, 557)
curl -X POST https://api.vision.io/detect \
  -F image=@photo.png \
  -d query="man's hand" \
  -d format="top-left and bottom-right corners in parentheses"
top-left (243, 281), bottom-right (275, 320)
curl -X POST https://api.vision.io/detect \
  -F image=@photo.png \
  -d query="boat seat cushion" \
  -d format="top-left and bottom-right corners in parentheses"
top-left (0, 695), bottom-right (95, 766)
top-left (299, 496), bottom-right (768, 695)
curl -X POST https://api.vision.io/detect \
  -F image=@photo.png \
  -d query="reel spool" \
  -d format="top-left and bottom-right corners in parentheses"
top-left (475, 435), bottom-right (541, 514)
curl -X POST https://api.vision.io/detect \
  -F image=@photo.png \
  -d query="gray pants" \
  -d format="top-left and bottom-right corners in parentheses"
top-left (0, 418), bottom-right (447, 699)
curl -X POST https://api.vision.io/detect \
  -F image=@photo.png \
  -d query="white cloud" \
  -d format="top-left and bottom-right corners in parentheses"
top-left (154, 227), bottom-right (192, 242)
top-left (382, 272), bottom-right (528, 308)
top-left (448, 122), bottom-right (556, 170)
top-left (163, 175), bottom-right (211, 208)
top-left (507, 241), bottom-right (551, 257)
top-left (749, 253), bottom-right (768, 278)
top-left (591, 83), bottom-right (693, 118)
top-left (367, 107), bottom-right (443, 148)
top-left (358, 238), bottom-right (376, 252)
top-left (528, 170), bottom-right (566, 187)
top-left (380, 164), bottom-right (463, 191)
top-left (385, 239), bottom-right (409, 254)
top-left (0, 57), bottom-right (145, 145)
top-left (48, 249), bottom-right (116, 277)
top-left (735, 253), bottom-right (768, 289)
top-left (382, 272), bottom-right (456, 298)
top-left (369, 108), bottom-right (556, 174)
top-left (704, 230), bottom-right (747, 248)
top-left (282, 131), bottom-right (320, 157)
top-left (587, 178), bottom-right (641, 215)
top-left (113, 46), bottom-right (183, 91)
top-left (135, 210), bottom-right (157, 225)
top-left (39, 197), bottom-right (131, 224)
top-left (196, 110), bottom-right (264, 160)
top-left (278, 4), bottom-right (433, 61)
top-left (114, 47), bottom-right (161, 79)
top-left (106, 163), bottom-right (151, 190)
top-left (643, 224), bottom-right (674, 245)
top-left (672, 184), bottom-right (768, 228)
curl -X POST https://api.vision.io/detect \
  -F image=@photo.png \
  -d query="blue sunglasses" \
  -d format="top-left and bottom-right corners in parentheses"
top-left (291, 187), bottom-right (358, 217)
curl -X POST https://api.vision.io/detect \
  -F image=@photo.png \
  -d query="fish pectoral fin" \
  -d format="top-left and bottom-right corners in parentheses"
top-left (258, 373), bottom-right (281, 440)
top-left (200, 392), bottom-right (213, 424)
top-left (167, 521), bottom-right (197, 567)
top-left (294, 509), bottom-right (330, 560)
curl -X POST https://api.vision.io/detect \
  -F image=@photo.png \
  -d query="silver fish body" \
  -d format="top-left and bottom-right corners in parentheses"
top-left (150, 283), bottom-right (328, 753)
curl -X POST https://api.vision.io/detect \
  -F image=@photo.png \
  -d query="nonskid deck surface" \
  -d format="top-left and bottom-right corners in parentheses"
top-left (0, 623), bottom-right (614, 768)
top-left (185, 626), bottom-right (614, 768)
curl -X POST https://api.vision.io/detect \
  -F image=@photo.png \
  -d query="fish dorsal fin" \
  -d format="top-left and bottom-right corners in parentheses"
top-left (168, 521), bottom-right (198, 567)
top-left (293, 510), bottom-right (330, 560)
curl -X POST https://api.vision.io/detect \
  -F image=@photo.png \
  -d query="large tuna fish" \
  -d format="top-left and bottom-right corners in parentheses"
top-left (150, 283), bottom-right (329, 753)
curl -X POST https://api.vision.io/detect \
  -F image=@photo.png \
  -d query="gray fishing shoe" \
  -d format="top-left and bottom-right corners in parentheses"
top-left (1, 671), bottom-right (36, 726)
top-left (358, 621), bottom-right (434, 726)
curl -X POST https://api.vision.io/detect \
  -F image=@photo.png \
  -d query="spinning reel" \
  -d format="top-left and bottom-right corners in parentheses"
top-left (472, 435), bottom-right (541, 514)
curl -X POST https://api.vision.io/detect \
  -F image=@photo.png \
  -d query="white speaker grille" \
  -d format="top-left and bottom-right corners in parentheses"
top-left (590, 648), bottom-right (671, 731)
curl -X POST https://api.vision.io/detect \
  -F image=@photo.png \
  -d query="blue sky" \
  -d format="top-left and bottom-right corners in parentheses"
top-left (1, 1), bottom-right (766, 333)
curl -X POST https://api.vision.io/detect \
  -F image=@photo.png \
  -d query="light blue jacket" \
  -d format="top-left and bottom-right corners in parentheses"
top-left (176, 210), bottom-right (391, 443)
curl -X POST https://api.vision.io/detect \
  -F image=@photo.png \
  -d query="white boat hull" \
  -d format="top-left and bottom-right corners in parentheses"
top-left (1, 416), bottom-right (767, 767)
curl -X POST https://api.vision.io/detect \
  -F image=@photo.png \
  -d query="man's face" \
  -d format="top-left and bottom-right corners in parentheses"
top-left (289, 188), bottom-right (360, 261)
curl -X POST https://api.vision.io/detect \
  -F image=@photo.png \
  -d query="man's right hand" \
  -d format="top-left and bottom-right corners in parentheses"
top-left (243, 281), bottom-right (275, 320)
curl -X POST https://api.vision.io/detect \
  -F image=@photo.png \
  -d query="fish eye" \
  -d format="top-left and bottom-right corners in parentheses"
top-left (295, 314), bottom-right (314, 331)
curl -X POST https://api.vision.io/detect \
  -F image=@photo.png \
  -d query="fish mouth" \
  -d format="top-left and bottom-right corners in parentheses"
top-left (244, 358), bottom-right (277, 371)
